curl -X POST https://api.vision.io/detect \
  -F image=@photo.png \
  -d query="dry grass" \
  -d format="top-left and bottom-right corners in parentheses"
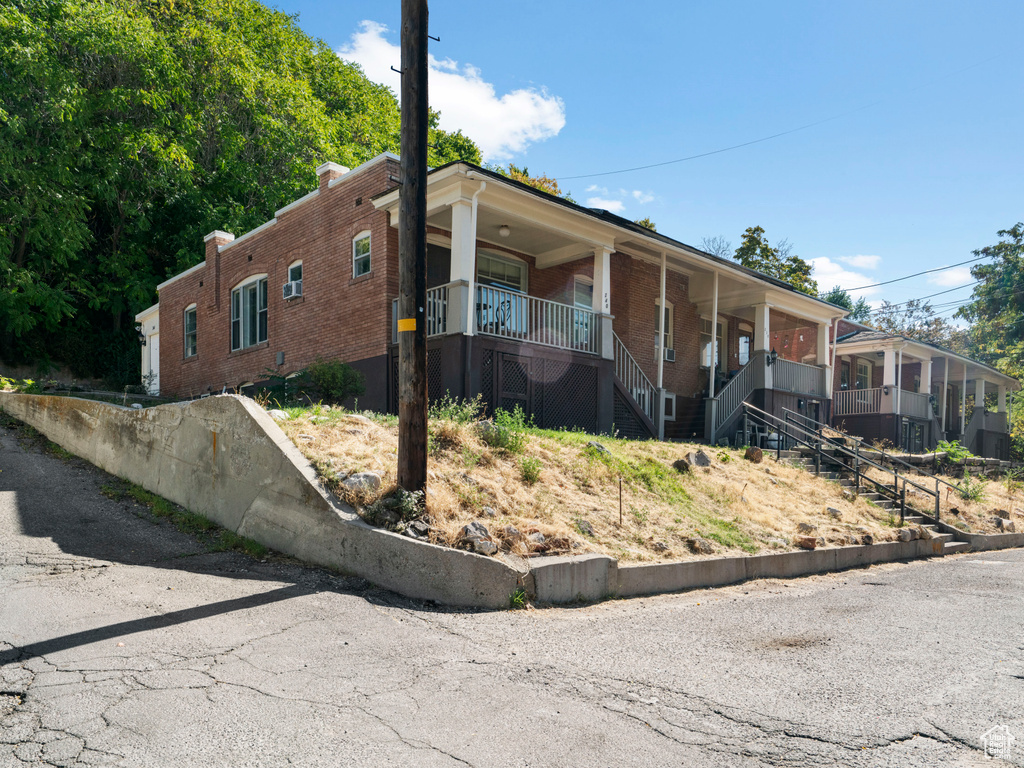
top-left (276, 403), bottom-right (907, 562)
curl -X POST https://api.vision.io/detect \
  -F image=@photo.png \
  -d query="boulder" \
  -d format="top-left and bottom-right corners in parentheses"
top-left (672, 459), bottom-right (692, 474)
top-left (343, 472), bottom-right (382, 492)
top-left (527, 532), bottom-right (547, 551)
top-left (267, 409), bottom-right (289, 421)
top-left (897, 528), bottom-right (913, 542)
top-left (651, 541), bottom-right (670, 553)
top-left (950, 507), bottom-right (961, 516)
top-left (502, 525), bottom-right (522, 540)
top-left (797, 522), bottom-right (818, 535)
top-left (993, 509), bottom-right (1011, 520)
top-left (462, 521), bottom-right (497, 556)
top-left (481, 506), bottom-right (498, 518)
top-left (861, 533), bottom-right (875, 546)
top-left (686, 537), bottom-right (715, 555)
top-left (586, 441), bottom-right (611, 456)
top-left (687, 450), bottom-right (712, 468)
top-left (744, 446), bottom-right (763, 464)
top-left (403, 520), bottom-right (430, 540)
top-left (994, 518), bottom-right (1016, 532)
top-left (794, 536), bottom-right (817, 550)
top-left (575, 519), bottom-right (595, 537)
top-left (343, 414), bottom-right (373, 426)
top-left (827, 507), bottom-right (843, 521)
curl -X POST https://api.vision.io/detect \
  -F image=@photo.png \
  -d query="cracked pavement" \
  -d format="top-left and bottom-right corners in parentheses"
top-left (2, 422), bottom-right (1023, 766)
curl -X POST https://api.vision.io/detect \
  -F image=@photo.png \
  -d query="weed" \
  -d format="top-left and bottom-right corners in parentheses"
top-left (956, 473), bottom-right (986, 503)
top-left (481, 406), bottom-right (531, 454)
top-left (629, 505), bottom-right (649, 526)
top-left (213, 530), bottom-right (269, 558)
top-left (937, 439), bottom-right (973, 463)
top-left (362, 488), bottom-right (424, 528)
top-left (305, 357), bottom-right (366, 404)
top-left (461, 446), bottom-right (481, 469)
top-left (428, 419), bottom-right (464, 454)
top-left (520, 456), bottom-right (542, 485)
top-left (429, 392), bottom-right (485, 423)
top-left (45, 441), bottom-right (74, 461)
top-left (716, 450), bottom-right (731, 463)
top-left (509, 587), bottom-right (527, 610)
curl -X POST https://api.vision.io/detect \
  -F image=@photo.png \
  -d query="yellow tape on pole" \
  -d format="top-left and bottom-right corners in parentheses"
top-left (397, 318), bottom-right (417, 332)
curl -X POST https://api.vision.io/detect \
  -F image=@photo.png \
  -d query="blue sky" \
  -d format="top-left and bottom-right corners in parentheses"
top-left (273, 0), bottom-right (1023, 318)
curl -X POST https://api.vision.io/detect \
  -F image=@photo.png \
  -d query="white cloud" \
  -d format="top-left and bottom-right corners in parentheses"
top-left (808, 257), bottom-right (879, 298)
top-left (586, 197), bottom-right (626, 213)
top-left (586, 184), bottom-right (607, 194)
top-left (338, 21), bottom-right (565, 161)
top-left (630, 189), bottom-right (655, 204)
top-left (839, 254), bottom-right (881, 270)
top-left (927, 266), bottom-right (974, 287)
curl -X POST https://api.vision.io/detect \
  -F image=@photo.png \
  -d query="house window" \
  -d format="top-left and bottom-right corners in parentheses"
top-left (855, 359), bottom-right (872, 389)
top-left (183, 305), bottom-right (197, 358)
top-left (738, 323), bottom-right (753, 366)
top-left (700, 317), bottom-right (724, 371)
top-left (655, 299), bottom-right (674, 351)
top-left (353, 232), bottom-right (371, 277)
top-left (573, 276), bottom-right (593, 347)
top-left (477, 251), bottom-right (527, 293)
top-left (288, 261), bottom-right (302, 283)
top-left (663, 392), bottom-right (676, 422)
top-left (231, 276), bottom-right (268, 351)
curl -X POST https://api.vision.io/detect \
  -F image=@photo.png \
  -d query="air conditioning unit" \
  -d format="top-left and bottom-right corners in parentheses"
top-left (664, 348), bottom-right (675, 363)
top-left (282, 280), bottom-right (303, 300)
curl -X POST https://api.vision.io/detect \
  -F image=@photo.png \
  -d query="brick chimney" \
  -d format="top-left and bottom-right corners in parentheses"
top-left (204, 230), bottom-right (233, 309)
top-left (316, 162), bottom-right (349, 192)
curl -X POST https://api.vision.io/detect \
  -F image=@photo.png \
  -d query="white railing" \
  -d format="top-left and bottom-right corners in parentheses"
top-left (833, 387), bottom-right (882, 416)
top-left (900, 390), bottom-right (932, 420)
top-left (391, 282), bottom-right (451, 343)
top-left (714, 359), bottom-right (757, 432)
top-left (772, 358), bottom-right (826, 395)
top-left (613, 332), bottom-right (656, 422)
top-left (475, 285), bottom-right (598, 354)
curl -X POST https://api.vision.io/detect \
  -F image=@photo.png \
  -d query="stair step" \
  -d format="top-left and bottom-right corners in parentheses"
top-left (930, 532), bottom-right (954, 543)
top-left (943, 541), bottom-right (971, 553)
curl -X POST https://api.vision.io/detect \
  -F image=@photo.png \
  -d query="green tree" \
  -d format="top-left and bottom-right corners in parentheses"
top-left (872, 298), bottom-right (969, 353)
top-left (488, 164), bottom-right (574, 201)
top-left (633, 217), bottom-right (656, 231)
top-left (819, 286), bottom-right (872, 322)
top-left (732, 226), bottom-right (817, 295)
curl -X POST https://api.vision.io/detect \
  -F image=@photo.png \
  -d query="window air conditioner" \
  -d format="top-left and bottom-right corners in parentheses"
top-left (282, 280), bottom-right (303, 299)
top-left (664, 348), bottom-right (675, 363)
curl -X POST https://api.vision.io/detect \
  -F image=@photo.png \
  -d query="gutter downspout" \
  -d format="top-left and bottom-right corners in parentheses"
top-left (657, 252), bottom-right (666, 440)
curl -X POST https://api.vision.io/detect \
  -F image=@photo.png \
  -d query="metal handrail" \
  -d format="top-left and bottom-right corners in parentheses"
top-left (475, 285), bottom-right (599, 354)
top-left (612, 332), bottom-right (657, 422)
top-left (714, 359), bottom-right (757, 431)
top-left (743, 401), bottom-right (943, 523)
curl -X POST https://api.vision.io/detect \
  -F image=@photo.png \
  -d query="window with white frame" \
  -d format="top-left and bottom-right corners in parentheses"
top-left (700, 317), bottom-right (724, 370)
top-left (184, 304), bottom-right (197, 358)
top-left (352, 232), bottom-right (371, 277)
top-left (855, 359), bottom-right (872, 389)
top-left (288, 260), bottom-right (302, 284)
top-left (738, 322), bottom-right (753, 366)
top-left (477, 251), bottom-right (527, 293)
top-left (231, 276), bottom-right (268, 351)
top-left (663, 392), bottom-right (676, 422)
top-left (655, 299), bottom-right (674, 351)
top-left (572, 275), bottom-right (593, 346)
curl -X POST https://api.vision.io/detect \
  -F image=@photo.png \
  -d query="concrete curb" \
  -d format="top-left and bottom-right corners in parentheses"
top-left (0, 393), bottom-right (523, 609)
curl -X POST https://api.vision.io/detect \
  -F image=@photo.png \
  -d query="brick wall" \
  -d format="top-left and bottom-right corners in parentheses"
top-left (159, 158), bottom-right (400, 402)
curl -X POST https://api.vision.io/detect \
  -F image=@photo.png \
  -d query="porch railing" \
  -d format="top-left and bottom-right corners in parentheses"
top-left (900, 390), bottom-right (932, 420)
top-left (391, 282), bottom-right (451, 344)
top-left (475, 285), bottom-right (598, 355)
top-left (714, 358), bottom-right (757, 432)
top-left (772, 357), bottom-right (826, 396)
top-left (833, 387), bottom-right (882, 416)
top-left (613, 332), bottom-right (656, 422)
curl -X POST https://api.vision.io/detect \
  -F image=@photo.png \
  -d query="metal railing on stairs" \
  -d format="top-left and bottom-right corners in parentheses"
top-left (612, 332), bottom-right (657, 423)
top-left (740, 401), bottom-right (952, 526)
top-left (714, 359), bottom-right (756, 433)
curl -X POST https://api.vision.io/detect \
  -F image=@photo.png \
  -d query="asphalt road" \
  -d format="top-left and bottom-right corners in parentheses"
top-left (2, 419), bottom-right (1023, 767)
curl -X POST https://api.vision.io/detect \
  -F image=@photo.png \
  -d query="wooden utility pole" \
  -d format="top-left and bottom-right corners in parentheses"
top-left (397, 0), bottom-right (429, 497)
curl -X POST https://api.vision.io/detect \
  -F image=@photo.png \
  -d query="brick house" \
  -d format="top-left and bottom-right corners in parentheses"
top-left (137, 153), bottom-right (856, 442)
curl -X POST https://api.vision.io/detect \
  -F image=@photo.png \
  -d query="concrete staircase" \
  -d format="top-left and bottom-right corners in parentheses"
top-left (777, 449), bottom-right (970, 555)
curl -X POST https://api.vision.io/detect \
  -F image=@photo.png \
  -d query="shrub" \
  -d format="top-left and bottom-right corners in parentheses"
top-left (956, 472), bottom-right (986, 503)
top-left (429, 392), bottom-right (485, 423)
top-left (305, 357), bottom-right (365, 404)
top-left (938, 439), bottom-right (973, 463)
top-left (520, 456), bottom-right (542, 484)
top-left (482, 405), bottom-right (531, 454)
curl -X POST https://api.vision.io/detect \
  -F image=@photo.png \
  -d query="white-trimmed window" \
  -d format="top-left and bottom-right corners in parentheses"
top-left (663, 392), bottom-right (676, 422)
top-left (288, 260), bottom-right (303, 284)
top-left (184, 304), bottom-right (197, 358)
top-left (855, 359), bottom-right (872, 389)
top-left (477, 250), bottom-right (527, 293)
top-left (573, 275), bottom-right (593, 309)
top-left (655, 299), bottom-right (674, 351)
top-left (353, 232), bottom-right (371, 277)
top-left (231, 276), bottom-right (268, 351)
top-left (700, 317), bottom-right (724, 371)
top-left (738, 322), bottom-right (753, 366)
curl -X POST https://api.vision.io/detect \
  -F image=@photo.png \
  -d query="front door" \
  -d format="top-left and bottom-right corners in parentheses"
top-left (147, 333), bottom-right (160, 394)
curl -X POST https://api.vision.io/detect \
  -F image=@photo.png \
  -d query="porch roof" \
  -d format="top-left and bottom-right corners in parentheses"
top-left (836, 329), bottom-right (1019, 389)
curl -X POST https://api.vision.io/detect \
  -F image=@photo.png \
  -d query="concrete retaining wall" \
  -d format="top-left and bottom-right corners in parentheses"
top-left (0, 393), bottom-right (522, 609)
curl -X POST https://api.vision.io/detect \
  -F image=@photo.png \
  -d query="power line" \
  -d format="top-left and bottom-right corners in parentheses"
top-left (861, 281), bottom-right (981, 315)
top-left (844, 254), bottom-right (989, 291)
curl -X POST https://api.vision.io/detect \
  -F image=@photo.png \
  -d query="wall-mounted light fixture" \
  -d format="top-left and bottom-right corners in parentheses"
top-left (882, 385), bottom-right (890, 395)
top-left (765, 348), bottom-right (779, 367)
top-left (498, 224), bottom-right (511, 238)
top-left (135, 323), bottom-right (146, 346)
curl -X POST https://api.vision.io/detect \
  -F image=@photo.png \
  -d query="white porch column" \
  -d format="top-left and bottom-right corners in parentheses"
top-left (449, 198), bottom-right (476, 334)
top-left (882, 348), bottom-right (896, 386)
top-left (975, 377), bottom-right (987, 410)
top-left (896, 347), bottom-right (903, 416)
top-left (960, 366), bottom-right (967, 435)
top-left (753, 303), bottom-right (770, 352)
top-left (657, 252), bottom-right (667, 441)
top-left (817, 321), bottom-right (832, 398)
top-left (941, 358), bottom-right (949, 431)
top-left (708, 271), bottom-right (719, 399)
top-left (594, 247), bottom-right (613, 360)
top-left (921, 359), bottom-right (933, 393)
top-left (998, 384), bottom-right (1008, 413)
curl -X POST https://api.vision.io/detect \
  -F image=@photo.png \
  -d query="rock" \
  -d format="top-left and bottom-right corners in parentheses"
top-left (687, 450), bottom-right (712, 468)
top-left (459, 472), bottom-right (477, 486)
top-left (918, 526), bottom-right (933, 540)
top-left (376, 508), bottom-right (402, 527)
top-left (476, 420), bottom-right (504, 445)
top-left (481, 506), bottom-right (497, 518)
top-left (794, 535), bottom-right (817, 550)
top-left (994, 518), bottom-right (1016, 532)
top-left (344, 414), bottom-right (373, 425)
top-left (686, 537), bottom-right (715, 555)
top-left (861, 533), bottom-right (874, 545)
top-left (462, 521), bottom-right (497, 555)
top-left (842, 489), bottom-right (855, 501)
top-left (827, 507), bottom-right (843, 521)
top-left (576, 519), bottom-right (595, 537)
top-left (672, 459), bottom-right (692, 474)
top-left (651, 541), bottom-right (670, 552)
top-left (503, 525), bottom-right (522, 539)
top-left (343, 472), bottom-right (382, 492)
top-left (950, 507), bottom-right (961, 516)
top-left (297, 434), bottom-right (315, 441)
top-left (764, 467), bottom-right (773, 475)
top-left (769, 478), bottom-right (779, 486)
top-left (993, 509), bottom-right (1011, 520)
top-left (310, 415), bottom-right (330, 424)
top-left (797, 522), bottom-right (818, 535)
top-left (897, 528), bottom-right (914, 542)
top-left (528, 532), bottom-right (547, 547)
top-left (586, 441), bottom-right (611, 455)
top-left (844, 534), bottom-right (859, 545)
top-left (744, 446), bottom-right (763, 463)
top-left (403, 520), bottom-right (430, 540)
top-left (268, 409), bottom-right (288, 421)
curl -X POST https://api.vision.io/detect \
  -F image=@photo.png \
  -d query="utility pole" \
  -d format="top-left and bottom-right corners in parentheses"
top-left (397, 0), bottom-right (429, 497)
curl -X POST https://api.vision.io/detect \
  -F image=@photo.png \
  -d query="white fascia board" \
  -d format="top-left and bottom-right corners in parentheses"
top-left (328, 152), bottom-right (401, 189)
top-left (156, 260), bottom-right (206, 292)
top-left (837, 338), bottom-right (1019, 388)
top-left (134, 303), bottom-right (159, 322)
top-left (275, 189), bottom-right (319, 218)
top-left (219, 218), bottom-right (278, 252)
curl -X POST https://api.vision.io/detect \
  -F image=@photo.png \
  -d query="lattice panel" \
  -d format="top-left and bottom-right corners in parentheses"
top-left (480, 349), bottom-right (494, 415)
top-left (543, 363), bottom-right (597, 433)
top-left (390, 352), bottom-right (399, 413)
top-left (427, 349), bottom-right (443, 400)
top-left (614, 389), bottom-right (648, 440)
